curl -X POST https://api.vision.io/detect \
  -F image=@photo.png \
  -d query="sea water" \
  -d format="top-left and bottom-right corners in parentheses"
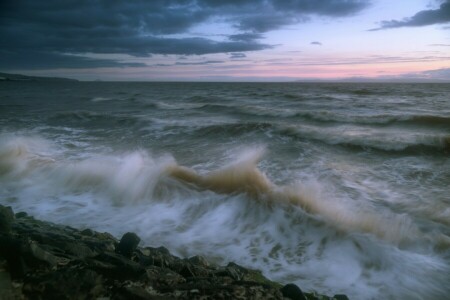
top-left (0, 82), bottom-right (449, 299)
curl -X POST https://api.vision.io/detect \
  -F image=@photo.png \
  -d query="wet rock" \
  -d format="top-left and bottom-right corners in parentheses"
top-left (0, 205), bottom-right (14, 233)
top-left (116, 232), bottom-right (141, 258)
top-left (215, 262), bottom-right (246, 281)
top-left (138, 246), bottom-right (176, 268)
top-left (81, 228), bottom-right (94, 236)
top-left (188, 255), bottom-right (209, 268)
top-left (145, 266), bottom-right (186, 288)
top-left (23, 267), bottom-right (104, 299)
top-left (89, 252), bottom-right (145, 280)
top-left (25, 241), bottom-right (58, 268)
top-left (15, 211), bottom-right (28, 219)
top-left (281, 283), bottom-right (306, 300)
top-left (114, 284), bottom-right (167, 300)
top-left (333, 295), bottom-right (350, 300)
top-left (0, 208), bottom-right (346, 300)
top-left (59, 241), bottom-right (96, 259)
top-left (0, 236), bottom-right (28, 279)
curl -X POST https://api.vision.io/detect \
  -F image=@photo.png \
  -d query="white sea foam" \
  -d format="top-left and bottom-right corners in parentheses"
top-left (91, 96), bottom-right (113, 102)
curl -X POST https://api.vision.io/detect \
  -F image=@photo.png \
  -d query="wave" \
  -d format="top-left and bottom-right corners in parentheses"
top-left (49, 111), bottom-right (140, 126)
top-left (166, 147), bottom-right (428, 246)
top-left (194, 103), bottom-right (243, 115)
top-left (0, 135), bottom-right (56, 177)
top-left (155, 101), bottom-right (204, 110)
top-left (193, 122), bottom-right (274, 137)
top-left (1, 135), bottom-right (447, 248)
top-left (90, 97), bottom-right (113, 102)
top-left (279, 125), bottom-right (450, 153)
top-left (168, 147), bottom-right (272, 197)
top-left (0, 135), bottom-right (176, 204)
top-left (407, 115), bottom-right (450, 127)
top-left (291, 111), bottom-right (450, 127)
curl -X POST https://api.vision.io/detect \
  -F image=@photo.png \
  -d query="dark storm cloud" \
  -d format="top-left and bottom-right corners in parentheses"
top-left (228, 33), bottom-right (264, 42)
top-left (271, 0), bottom-right (369, 16)
top-left (237, 14), bottom-right (306, 33)
top-left (0, 50), bottom-right (147, 70)
top-left (0, 0), bottom-right (370, 70)
top-left (371, 0), bottom-right (450, 30)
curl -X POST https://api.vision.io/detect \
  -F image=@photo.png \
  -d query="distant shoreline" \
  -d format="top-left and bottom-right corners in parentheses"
top-left (0, 72), bottom-right (78, 82)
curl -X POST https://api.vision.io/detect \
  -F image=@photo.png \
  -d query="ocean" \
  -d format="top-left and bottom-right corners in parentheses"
top-left (0, 81), bottom-right (449, 299)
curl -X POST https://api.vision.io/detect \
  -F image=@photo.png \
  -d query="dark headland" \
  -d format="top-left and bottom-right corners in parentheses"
top-left (0, 72), bottom-right (77, 82)
top-left (0, 205), bottom-right (349, 300)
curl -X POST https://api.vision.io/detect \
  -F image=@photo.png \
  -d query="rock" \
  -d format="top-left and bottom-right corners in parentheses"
top-left (90, 252), bottom-right (145, 280)
top-left (0, 209), bottom-right (345, 299)
top-left (116, 232), bottom-right (141, 258)
top-left (333, 295), bottom-right (350, 300)
top-left (81, 228), bottom-right (94, 236)
top-left (23, 267), bottom-right (104, 299)
top-left (60, 241), bottom-right (96, 259)
top-left (15, 211), bottom-right (28, 219)
top-left (145, 266), bottom-right (186, 288)
top-left (137, 247), bottom-right (174, 268)
top-left (188, 255), bottom-right (209, 268)
top-left (0, 205), bottom-right (14, 233)
top-left (25, 241), bottom-right (58, 268)
top-left (280, 283), bottom-right (306, 300)
top-left (114, 284), bottom-right (167, 300)
top-left (0, 236), bottom-right (28, 279)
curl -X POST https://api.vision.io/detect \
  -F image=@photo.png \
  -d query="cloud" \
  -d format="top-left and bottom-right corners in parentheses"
top-left (228, 32), bottom-right (264, 42)
top-left (371, 0), bottom-right (450, 30)
top-left (271, 0), bottom-right (369, 16)
top-left (0, 50), bottom-right (147, 70)
top-left (0, 0), bottom-right (370, 70)
top-left (310, 41), bottom-right (322, 45)
top-left (262, 54), bottom-right (450, 66)
top-left (237, 14), bottom-right (306, 33)
top-left (230, 52), bottom-right (247, 59)
top-left (175, 60), bottom-right (224, 65)
top-left (417, 67), bottom-right (450, 80)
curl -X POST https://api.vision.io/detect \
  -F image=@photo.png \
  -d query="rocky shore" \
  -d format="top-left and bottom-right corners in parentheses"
top-left (0, 205), bottom-right (349, 300)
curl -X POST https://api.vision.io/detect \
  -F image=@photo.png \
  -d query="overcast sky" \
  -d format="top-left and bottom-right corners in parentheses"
top-left (1, 0), bottom-right (449, 81)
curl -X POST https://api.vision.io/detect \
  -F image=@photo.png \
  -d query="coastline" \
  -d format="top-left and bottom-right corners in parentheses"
top-left (0, 204), bottom-right (348, 300)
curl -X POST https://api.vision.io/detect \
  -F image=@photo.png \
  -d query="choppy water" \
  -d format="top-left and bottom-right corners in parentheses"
top-left (1, 82), bottom-right (449, 299)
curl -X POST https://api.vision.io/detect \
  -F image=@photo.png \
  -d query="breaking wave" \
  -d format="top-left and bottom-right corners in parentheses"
top-left (2, 135), bottom-right (443, 248)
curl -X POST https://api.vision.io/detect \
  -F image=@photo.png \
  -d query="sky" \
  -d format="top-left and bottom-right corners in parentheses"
top-left (0, 0), bottom-right (449, 81)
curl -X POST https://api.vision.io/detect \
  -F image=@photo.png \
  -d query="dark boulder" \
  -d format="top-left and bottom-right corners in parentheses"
top-left (116, 232), bottom-right (141, 258)
top-left (334, 294), bottom-right (350, 300)
top-left (0, 205), bottom-right (14, 233)
top-left (15, 211), bottom-right (28, 219)
top-left (280, 283), bottom-right (306, 300)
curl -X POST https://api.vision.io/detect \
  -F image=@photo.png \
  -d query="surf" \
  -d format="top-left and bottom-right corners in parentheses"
top-left (165, 146), bottom-right (439, 246)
